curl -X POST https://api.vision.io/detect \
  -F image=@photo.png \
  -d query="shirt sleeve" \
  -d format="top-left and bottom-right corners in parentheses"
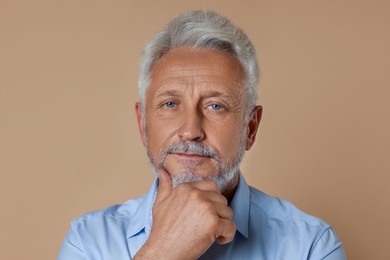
top-left (57, 224), bottom-right (86, 260)
top-left (309, 227), bottom-right (347, 260)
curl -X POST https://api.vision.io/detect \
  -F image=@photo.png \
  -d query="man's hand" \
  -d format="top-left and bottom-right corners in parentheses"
top-left (134, 169), bottom-right (236, 260)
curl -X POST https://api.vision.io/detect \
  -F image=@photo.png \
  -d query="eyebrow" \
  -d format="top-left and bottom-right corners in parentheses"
top-left (154, 88), bottom-right (239, 105)
top-left (155, 89), bottom-right (182, 99)
top-left (199, 90), bottom-right (240, 105)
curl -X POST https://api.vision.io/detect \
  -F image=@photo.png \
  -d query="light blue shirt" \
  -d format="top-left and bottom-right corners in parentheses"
top-left (58, 173), bottom-right (346, 259)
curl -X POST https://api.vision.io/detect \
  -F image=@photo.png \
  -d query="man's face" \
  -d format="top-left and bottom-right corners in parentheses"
top-left (136, 48), bottom-right (261, 192)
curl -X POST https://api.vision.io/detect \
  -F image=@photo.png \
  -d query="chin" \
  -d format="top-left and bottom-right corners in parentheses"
top-left (170, 167), bottom-right (239, 192)
top-left (170, 168), bottom-right (218, 179)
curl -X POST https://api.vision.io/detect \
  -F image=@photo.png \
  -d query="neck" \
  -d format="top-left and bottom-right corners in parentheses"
top-left (222, 172), bottom-right (240, 204)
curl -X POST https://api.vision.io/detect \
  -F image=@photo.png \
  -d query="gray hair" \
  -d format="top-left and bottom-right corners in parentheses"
top-left (138, 10), bottom-right (259, 119)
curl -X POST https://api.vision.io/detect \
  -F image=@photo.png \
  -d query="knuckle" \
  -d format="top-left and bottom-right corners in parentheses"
top-left (226, 207), bottom-right (234, 219)
top-left (198, 199), bottom-right (213, 212)
top-left (220, 195), bottom-right (228, 205)
top-left (188, 188), bottom-right (201, 200)
top-left (175, 183), bottom-right (190, 193)
top-left (206, 181), bottom-right (218, 190)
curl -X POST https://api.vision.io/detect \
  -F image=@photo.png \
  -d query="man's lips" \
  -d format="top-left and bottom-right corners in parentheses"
top-left (170, 152), bottom-right (210, 160)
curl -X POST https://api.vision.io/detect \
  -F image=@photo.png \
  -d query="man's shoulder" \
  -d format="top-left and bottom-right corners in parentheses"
top-left (70, 193), bottom-right (146, 230)
top-left (58, 191), bottom-right (155, 259)
top-left (248, 185), bottom-right (328, 229)
top-left (246, 185), bottom-right (346, 258)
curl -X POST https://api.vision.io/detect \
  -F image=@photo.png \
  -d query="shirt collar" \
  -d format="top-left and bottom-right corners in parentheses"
top-left (126, 177), bottom-right (158, 238)
top-left (230, 172), bottom-right (250, 239)
top-left (126, 173), bottom-right (251, 239)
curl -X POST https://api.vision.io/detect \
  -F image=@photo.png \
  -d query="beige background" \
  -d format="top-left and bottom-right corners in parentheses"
top-left (1, 1), bottom-right (389, 259)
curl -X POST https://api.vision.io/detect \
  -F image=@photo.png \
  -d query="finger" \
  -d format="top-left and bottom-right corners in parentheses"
top-left (212, 201), bottom-right (234, 220)
top-left (155, 169), bottom-right (172, 204)
top-left (215, 219), bottom-right (236, 245)
top-left (197, 190), bottom-right (228, 206)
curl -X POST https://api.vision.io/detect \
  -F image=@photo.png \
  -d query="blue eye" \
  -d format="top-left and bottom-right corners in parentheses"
top-left (164, 102), bottom-right (176, 108)
top-left (210, 104), bottom-right (222, 110)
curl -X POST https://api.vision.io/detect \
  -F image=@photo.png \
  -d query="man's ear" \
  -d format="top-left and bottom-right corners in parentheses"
top-left (135, 102), bottom-right (146, 146)
top-left (245, 105), bottom-right (263, 150)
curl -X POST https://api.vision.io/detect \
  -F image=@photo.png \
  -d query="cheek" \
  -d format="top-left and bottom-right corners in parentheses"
top-left (206, 119), bottom-right (244, 158)
top-left (146, 116), bottom-right (176, 155)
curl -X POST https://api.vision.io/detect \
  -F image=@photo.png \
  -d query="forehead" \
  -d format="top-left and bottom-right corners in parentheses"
top-left (148, 48), bottom-right (244, 95)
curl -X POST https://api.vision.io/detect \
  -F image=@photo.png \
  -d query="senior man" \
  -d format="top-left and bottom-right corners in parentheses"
top-left (58, 10), bottom-right (346, 260)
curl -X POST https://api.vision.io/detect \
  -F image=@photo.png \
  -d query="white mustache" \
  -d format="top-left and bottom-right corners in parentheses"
top-left (158, 141), bottom-right (220, 169)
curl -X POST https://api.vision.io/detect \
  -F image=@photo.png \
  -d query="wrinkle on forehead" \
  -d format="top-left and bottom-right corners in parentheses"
top-left (147, 48), bottom-right (247, 109)
top-left (150, 47), bottom-right (244, 83)
top-left (151, 66), bottom-right (242, 87)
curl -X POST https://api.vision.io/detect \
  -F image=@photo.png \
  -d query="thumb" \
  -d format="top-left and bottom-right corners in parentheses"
top-left (155, 169), bottom-right (172, 204)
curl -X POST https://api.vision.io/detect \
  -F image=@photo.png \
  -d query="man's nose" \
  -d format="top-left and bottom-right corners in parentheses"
top-left (177, 108), bottom-right (205, 142)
